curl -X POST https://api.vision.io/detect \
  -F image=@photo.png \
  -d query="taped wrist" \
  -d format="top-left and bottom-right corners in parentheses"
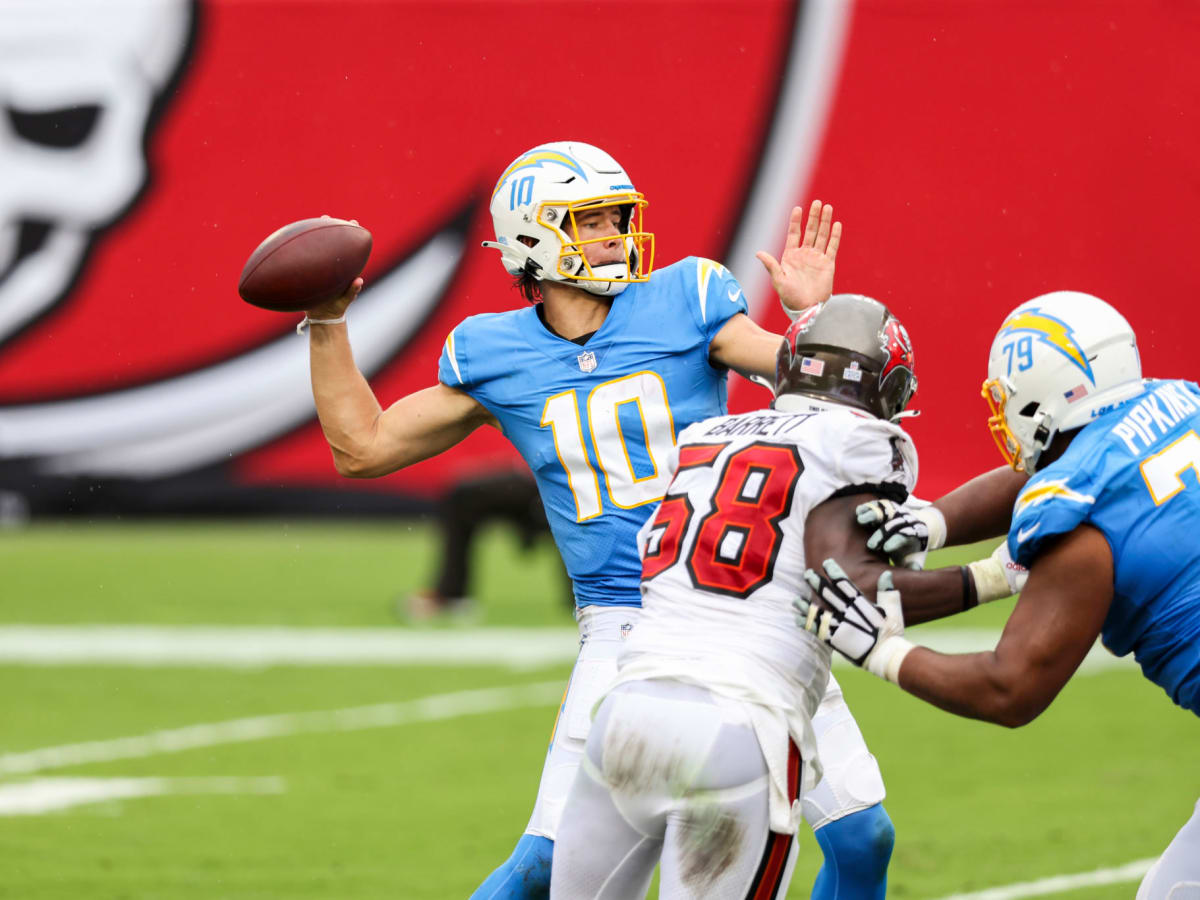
top-left (781, 299), bottom-right (814, 321)
top-left (297, 314), bottom-right (347, 335)
top-left (867, 636), bottom-right (915, 685)
top-left (966, 557), bottom-right (1011, 604)
top-left (915, 505), bottom-right (947, 551)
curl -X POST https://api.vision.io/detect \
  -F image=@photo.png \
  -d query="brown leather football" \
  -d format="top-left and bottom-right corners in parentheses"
top-left (237, 217), bottom-right (372, 312)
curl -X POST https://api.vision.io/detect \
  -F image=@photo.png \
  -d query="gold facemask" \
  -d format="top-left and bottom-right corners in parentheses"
top-left (542, 194), bottom-right (655, 284)
top-left (981, 377), bottom-right (1025, 472)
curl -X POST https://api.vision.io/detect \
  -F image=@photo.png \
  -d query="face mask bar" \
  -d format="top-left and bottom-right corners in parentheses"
top-left (981, 377), bottom-right (1025, 472)
top-left (541, 194), bottom-right (655, 283)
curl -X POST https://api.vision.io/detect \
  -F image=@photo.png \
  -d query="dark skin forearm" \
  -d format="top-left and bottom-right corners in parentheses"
top-left (932, 465), bottom-right (1028, 545)
top-left (806, 493), bottom-right (972, 625)
top-left (895, 525), bottom-right (1114, 727)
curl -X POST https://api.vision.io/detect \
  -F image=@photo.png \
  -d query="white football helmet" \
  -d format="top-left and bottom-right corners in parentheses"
top-left (982, 291), bottom-right (1144, 473)
top-left (483, 141), bottom-right (654, 297)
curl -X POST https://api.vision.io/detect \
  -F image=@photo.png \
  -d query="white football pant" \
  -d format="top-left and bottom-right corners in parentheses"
top-left (522, 608), bottom-right (884, 844)
top-left (1136, 796), bottom-right (1200, 900)
top-left (550, 679), bottom-right (801, 900)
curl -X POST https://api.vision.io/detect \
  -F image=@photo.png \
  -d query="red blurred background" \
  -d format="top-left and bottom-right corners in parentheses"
top-left (1, 0), bottom-right (1195, 513)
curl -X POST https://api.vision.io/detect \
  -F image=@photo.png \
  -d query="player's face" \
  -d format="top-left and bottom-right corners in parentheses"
top-left (567, 206), bottom-right (625, 267)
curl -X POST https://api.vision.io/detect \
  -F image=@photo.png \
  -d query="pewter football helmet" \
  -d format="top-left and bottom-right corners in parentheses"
top-left (775, 294), bottom-right (917, 422)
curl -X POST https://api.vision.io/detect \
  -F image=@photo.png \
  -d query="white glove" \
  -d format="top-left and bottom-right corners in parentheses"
top-left (965, 541), bottom-right (1029, 604)
top-left (795, 560), bottom-right (914, 684)
top-left (856, 500), bottom-right (947, 570)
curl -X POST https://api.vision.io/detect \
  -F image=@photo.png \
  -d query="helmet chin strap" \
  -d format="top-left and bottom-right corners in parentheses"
top-left (567, 261), bottom-right (631, 297)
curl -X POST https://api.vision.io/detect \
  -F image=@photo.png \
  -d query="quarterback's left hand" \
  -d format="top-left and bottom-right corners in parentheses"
top-left (795, 560), bottom-right (914, 685)
top-left (756, 200), bottom-right (841, 316)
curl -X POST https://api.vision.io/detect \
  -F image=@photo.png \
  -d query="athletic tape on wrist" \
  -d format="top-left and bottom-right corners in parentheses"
top-left (781, 299), bottom-right (807, 321)
top-left (966, 557), bottom-right (1012, 604)
top-left (297, 314), bottom-right (347, 335)
top-left (880, 638), bottom-right (915, 685)
top-left (916, 505), bottom-right (947, 551)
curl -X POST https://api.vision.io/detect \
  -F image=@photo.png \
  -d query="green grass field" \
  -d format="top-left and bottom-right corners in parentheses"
top-left (1, 520), bottom-right (1195, 898)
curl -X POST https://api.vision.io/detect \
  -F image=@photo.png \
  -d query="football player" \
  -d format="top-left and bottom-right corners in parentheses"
top-left (548, 294), bottom-right (922, 899)
top-left (302, 140), bottom-right (897, 899)
top-left (799, 292), bottom-right (1200, 899)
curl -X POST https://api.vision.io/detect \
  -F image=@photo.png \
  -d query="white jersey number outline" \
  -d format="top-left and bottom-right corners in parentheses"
top-left (643, 440), bottom-right (804, 597)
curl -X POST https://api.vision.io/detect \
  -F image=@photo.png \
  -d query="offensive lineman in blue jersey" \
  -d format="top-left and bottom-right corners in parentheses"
top-left (301, 140), bottom-right (902, 899)
top-left (798, 291), bottom-right (1200, 898)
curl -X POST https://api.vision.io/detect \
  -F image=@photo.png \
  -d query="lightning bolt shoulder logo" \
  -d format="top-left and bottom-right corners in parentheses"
top-left (695, 258), bottom-right (727, 325)
top-left (1000, 308), bottom-right (1096, 384)
top-left (1014, 478), bottom-right (1096, 515)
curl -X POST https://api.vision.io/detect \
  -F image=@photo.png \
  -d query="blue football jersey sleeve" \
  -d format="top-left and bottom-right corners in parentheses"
top-left (674, 256), bottom-right (750, 342)
top-left (438, 311), bottom-right (507, 394)
top-left (430, 261), bottom-right (744, 609)
top-left (1007, 378), bottom-right (1200, 714)
top-left (1007, 464), bottom-right (1100, 567)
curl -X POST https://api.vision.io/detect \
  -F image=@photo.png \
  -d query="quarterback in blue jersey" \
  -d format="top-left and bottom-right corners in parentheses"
top-left (302, 140), bottom-right (906, 900)
top-left (799, 291), bottom-right (1200, 898)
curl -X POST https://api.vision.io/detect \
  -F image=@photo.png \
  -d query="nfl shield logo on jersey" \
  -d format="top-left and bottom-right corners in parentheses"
top-left (577, 351), bottom-right (598, 373)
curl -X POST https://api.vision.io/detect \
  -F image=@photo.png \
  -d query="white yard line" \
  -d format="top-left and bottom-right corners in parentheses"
top-left (0, 776), bottom-right (285, 815)
top-left (0, 681), bottom-right (564, 777)
top-left (0, 625), bottom-right (1137, 673)
top-left (931, 857), bottom-right (1157, 899)
top-left (0, 625), bottom-right (581, 669)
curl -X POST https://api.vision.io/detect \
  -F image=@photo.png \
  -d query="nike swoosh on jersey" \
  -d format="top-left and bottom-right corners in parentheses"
top-left (1017, 523), bottom-right (1041, 543)
top-left (727, 286), bottom-right (742, 303)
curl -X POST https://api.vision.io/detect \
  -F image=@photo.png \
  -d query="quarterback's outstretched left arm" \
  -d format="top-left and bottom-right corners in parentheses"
top-left (802, 524), bottom-right (1114, 727)
top-left (709, 200), bottom-right (841, 380)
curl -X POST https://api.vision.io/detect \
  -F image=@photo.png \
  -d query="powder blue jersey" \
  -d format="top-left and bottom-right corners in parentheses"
top-left (438, 257), bottom-right (749, 608)
top-left (1008, 378), bottom-right (1200, 715)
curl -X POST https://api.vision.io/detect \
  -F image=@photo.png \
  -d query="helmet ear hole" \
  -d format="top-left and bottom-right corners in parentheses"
top-left (517, 235), bottom-right (538, 248)
top-left (1019, 401), bottom-right (1040, 417)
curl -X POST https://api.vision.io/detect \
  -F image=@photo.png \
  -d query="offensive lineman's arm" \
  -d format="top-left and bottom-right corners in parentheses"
top-left (807, 525), bottom-right (1114, 727)
top-left (307, 278), bottom-right (499, 477)
top-left (858, 466), bottom-right (1030, 567)
top-left (894, 525), bottom-right (1113, 726)
top-left (804, 493), bottom-right (979, 626)
top-left (933, 466), bottom-right (1029, 544)
top-left (708, 201), bottom-right (842, 380)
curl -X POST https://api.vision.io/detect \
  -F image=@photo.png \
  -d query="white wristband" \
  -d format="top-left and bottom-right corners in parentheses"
top-left (966, 557), bottom-right (1011, 605)
top-left (297, 314), bottom-right (346, 335)
top-left (781, 299), bottom-right (809, 321)
top-left (914, 505), bottom-right (947, 551)
top-left (869, 636), bottom-right (916, 685)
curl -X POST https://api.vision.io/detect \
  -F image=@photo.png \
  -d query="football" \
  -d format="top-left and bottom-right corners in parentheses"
top-left (237, 217), bottom-right (372, 312)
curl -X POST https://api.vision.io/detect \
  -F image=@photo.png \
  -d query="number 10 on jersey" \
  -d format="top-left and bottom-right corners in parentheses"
top-left (541, 372), bottom-right (677, 520)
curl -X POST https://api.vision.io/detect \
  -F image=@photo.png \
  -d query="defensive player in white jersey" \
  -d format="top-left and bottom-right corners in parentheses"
top-left (301, 140), bottom-right (903, 899)
top-left (549, 295), bottom-right (931, 898)
top-left (800, 292), bottom-right (1200, 898)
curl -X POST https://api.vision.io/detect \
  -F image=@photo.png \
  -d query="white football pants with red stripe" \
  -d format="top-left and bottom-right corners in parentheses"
top-left (550, 679), bottom-right (801, 900)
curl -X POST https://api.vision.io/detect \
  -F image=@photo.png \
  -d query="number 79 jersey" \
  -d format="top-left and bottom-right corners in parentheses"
top-left (626, 399), bottom-right (918, 711)
top-left (1008, 378), bottom-right (1200, 714)
top-left (438, 257), bottom-right (749, 608)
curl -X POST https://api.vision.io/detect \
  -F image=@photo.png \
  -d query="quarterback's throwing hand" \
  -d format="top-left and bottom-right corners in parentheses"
top-left (795, 561), bottom-right (914, 685)
top-left (856, 499), bottom-right (946, 570)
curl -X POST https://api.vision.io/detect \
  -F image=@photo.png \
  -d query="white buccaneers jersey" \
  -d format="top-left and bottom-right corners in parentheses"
top-left (614, 398), bottom-right (918, 810)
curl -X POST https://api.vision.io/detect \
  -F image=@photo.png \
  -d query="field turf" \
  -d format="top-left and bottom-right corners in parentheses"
top-left (1, 520), bottom-right (1195, 898)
